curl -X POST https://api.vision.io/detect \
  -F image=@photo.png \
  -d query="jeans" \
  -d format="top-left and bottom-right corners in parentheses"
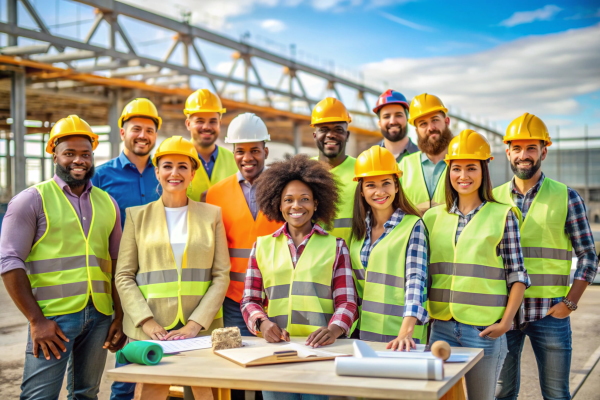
top-left (109, 361), bottom-right (134, 400)
top-left (496, 315), bottom-right (572, 400)
top-left (262, 392), bottom-right (327, 400)
top-left (223, 296), bottom-right (252, 337)
top-left (20, 301), bottom-right (111, 400)
top-left (430, 319), bottom-right (507, 400)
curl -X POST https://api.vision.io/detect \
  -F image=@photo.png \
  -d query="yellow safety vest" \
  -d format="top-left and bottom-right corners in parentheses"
top-left (424, 202), bottom-right (511, 326)
top-left (493, 178), bottom-right (572, 299)
top-left (256, 231), bottom-right (336, 336)
top-left (187, 146), bottom-right (237, 201)
top-left (25, 179), bottom-right (115, 317)
top-left (350, 214), bottom-right (427, 343)
top-left (399, 151), bottom-right (446, 212)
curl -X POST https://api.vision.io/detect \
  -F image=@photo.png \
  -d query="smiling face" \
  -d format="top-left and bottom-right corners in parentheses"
top-left (185, 112), bottom-right (221, 149)
top-left (156, 154), bottom-right (196, 195)
top-left (378, 104), bottom-right (408, 143)
top-left (415, 112), bottom-right (453, 155)
top-left (53, 135), bottom-right (95, 187)
top-left (280, 180), bottom-right (316, 231)
top-left (312, 122), bottom-right (349, 159)
top-left (507, 139), bottom-right (546, 180)
top-left (361, 174), bottom-right (398, 212)
top-left (449, 159), bottom-right (483, 197)
top-left (121, 117), bottom-right (157, 157)
top-left (234, 141), bottom-right (269, 184)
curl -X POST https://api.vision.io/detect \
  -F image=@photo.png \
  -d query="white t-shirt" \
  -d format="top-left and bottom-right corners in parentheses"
top-left (164, 206), bottom-right (188, 273)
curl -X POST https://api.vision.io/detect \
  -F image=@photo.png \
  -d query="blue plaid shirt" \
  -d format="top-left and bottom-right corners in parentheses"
top-left (508, 173), bottom-right (598, 322)
top-left (450, 201), bottom-right (531, 289)
top-left (360, 208), bottom-right (429, 324)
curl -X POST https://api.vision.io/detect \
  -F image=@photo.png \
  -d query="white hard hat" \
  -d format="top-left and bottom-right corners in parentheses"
top-left (225, 113), bottom-right (270, 144)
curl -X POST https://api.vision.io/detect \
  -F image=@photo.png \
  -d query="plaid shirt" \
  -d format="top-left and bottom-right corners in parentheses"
top-left (508, 173), bottom-right (599, 322)
top-left (360, 209), bottom-right (429, 324)
top-left (450, 201), bottom-right (530, 289)
top-left (240, 223), bottom-right (358, 336)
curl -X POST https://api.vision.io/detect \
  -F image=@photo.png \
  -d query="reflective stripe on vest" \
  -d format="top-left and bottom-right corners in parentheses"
top-left (350, 214), bottom-right (427, 343)
top-left (25, 180), bottom-right (115, 317)
top-left (424, 202), bottom-right (510, 326)
top-left (311, 156), bottom-right (357, 244)
top-left (493, 178), bottom-right (571, 299)
top-left (399, 151), bottom-right (446, 211)
top-left (256, 231), bottom-right (336, 336)
top-left (206, 174), bottom-right (282, 302)
top-left (187, 146), bottom-right (238, 202)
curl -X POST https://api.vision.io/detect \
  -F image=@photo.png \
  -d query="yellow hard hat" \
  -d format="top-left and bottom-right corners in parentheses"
top-left (408, 93), bottom-right (448, 126)
top-left (445, 129), bottom-right (493, 164)
top-left (46, 115), bottom-right (98, 154)
top-left (503, 113), bottom-right (552, 146)
top-left (310, 97), bottom-right (352, 127)
top-left (184, 89), bottom-right (226, 116)
top-left (152, 135), bottom-right (201, 168)
top-left (354, 145), bottom-right (402, 181)
top-left (118, 98), bottom-right (162, 130)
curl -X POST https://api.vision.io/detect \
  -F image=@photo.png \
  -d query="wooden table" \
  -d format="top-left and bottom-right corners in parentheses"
top-left (107, 337), bottom-right (483, 400)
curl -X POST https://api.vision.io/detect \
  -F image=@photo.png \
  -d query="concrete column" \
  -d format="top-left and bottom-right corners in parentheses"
top-left (108, 90), bottom-right (121, 158)
top-left (11, 69), bottom-right (27, 195)
top-left (293, 122), bottom-right (301, 154)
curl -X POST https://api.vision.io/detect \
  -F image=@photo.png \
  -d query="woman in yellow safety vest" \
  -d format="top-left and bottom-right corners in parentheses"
top-left (424, 129), bottom-right (530, 399)
top-left (349, 146), bottom-right (429, 350)
top-left (115, 136), bottom-right (230, 342)
top-left (241, 154), bottom-right (358, 400)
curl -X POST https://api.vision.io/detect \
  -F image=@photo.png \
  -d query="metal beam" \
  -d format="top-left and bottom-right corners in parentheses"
top-left (20, 0), bottom-right (65, 51)
top-left (7, 0), bottom-right (17, 46)
top-left (108, 89), bottom-right (121, 158)
top-left (11, 69), bottom-right (27, 195)
top-left (1, 44), bottom-right (51, 55)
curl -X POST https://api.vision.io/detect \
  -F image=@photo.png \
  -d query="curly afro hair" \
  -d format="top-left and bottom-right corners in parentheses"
top-left (255, 154), bottom-right (339, 227)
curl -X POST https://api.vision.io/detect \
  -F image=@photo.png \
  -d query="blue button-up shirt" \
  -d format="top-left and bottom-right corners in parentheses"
top-left (92, 152), bottom-right (160, 228)
top-left (200, 146), bottom-right (219, 179)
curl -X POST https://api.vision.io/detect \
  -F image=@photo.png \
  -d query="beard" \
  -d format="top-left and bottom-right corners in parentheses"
top-left (55, 163), bottom-right (95, 188)
top-left (194, 129), bottom-right (218, 149)
top-left (510, 157), bottom-right (542, 180)
top-left (418, 126), bottom-right (453, 156)
top-left (381, 123), bottom-right (408, 143)
top-left (125, 139), bottom-right (154, 157)
top-left (316, 139), bottom-right (345, 159)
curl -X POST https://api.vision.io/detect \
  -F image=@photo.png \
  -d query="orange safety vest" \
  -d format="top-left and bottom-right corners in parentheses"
top-left (206, 174), bottom-right (282, 303)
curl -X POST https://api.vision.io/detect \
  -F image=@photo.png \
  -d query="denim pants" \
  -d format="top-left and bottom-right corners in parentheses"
top-left (430, 319), bottom-right (507, 400)
top-left (20, 301), bottom-right (111, 400)
top-left (495, 315), bottom-right (572, 400)
top-left (223, 296), bottom-right (252, 337)
top-left (262, 392), bottom-right (327, 400)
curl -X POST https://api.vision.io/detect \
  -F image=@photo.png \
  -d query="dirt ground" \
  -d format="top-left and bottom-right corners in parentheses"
top-left (1, 284), bottom-right (599, 399)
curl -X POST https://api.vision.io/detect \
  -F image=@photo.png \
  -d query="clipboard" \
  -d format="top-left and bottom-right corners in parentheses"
top-left (214, 343), bottom-right (351, 367)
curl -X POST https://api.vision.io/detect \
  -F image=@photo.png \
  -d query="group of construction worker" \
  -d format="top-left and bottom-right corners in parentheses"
top-left (0, 87), bottom-right (597, 400)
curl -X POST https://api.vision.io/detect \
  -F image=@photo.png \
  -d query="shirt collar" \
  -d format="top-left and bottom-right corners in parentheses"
top-left (273, 222), bottom-right (328, 238)
top-left (118, 151), bottom-right (153, 170)
top-left (378, 139), bottom-right (419, 159)
top-left (53, 174), bottom-right (93, 196)
top-left (449, 199), bottom-right (486, 217)
top-left (509, 172), bottom-right (545, 196)
top-left (236, 168), bottom-right (266, 185)
top-left (365, 208), bottom-right (405, 233)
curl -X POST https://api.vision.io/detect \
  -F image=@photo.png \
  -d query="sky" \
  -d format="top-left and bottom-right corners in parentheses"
top-left (6, 0), bottom-right (600, 140)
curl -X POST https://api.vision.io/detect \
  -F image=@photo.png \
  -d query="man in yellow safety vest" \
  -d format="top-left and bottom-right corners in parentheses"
top-left (184, 89), bottom-right (238, 201)
top-left (0, 115), bottom-right (124, 399)
top-left (399, 93), bottom-right (454, 213)
top-left (311, 97), bottom-right (357, 244)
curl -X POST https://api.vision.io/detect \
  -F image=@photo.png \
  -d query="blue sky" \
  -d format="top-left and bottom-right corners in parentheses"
top-left (4, 0), bottom-right (600, 140)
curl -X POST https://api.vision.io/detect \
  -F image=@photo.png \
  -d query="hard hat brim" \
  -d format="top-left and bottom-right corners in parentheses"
top-left (310, 116), bottom-right (352, 127)
top-left (444, 155), bottom-right (494, 164)
top-left (46, 132), bottom-right (99, 154)
top-left (502, 137), bottom-right (552, 147)
top-left (184, 108), bottom-right (226, 116)
top-left (372, 101), bottom-right (409, 114)
top-left (224, 137), bottom-right (271, 144)
top-left (152, 150), bottom-right (201, 168)
top-left (119, 114), bottom-right (163, 130)
top-left (409, 106), bottom-right (449, 126)
top-left (353, 170), bottom-right (402, 181)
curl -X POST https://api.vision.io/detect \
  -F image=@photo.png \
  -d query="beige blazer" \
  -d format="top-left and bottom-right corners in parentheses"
top-left (115, 199), bottom-right (230, 340)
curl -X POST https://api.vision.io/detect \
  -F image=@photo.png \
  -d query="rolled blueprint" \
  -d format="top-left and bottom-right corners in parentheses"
top-left (335, 356), bottom-right (444, 380)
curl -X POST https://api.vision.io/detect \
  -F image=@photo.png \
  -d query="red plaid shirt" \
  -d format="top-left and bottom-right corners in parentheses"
top-left (240, 223), bottom-right (358, 336)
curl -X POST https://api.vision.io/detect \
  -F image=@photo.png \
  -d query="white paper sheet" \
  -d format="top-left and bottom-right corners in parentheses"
top-left (145, 337), bottom-right (213, 354)
top-left (335, 356), bottom-right (444, 380)
top-left (376, 350), bottom-right (469, 363)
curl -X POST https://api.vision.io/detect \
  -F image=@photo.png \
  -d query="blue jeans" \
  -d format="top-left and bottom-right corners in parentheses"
top-left (109, 361), bottom-right (135, 400)
top-left (262, 392), bottom-right (327, 400)
top-left (430, 319), bottom-right (507, 400)
top-left (495, 315), bottom-right (572, 400)
top-left (223, 296), bottom-right (252, 337)
top-left (20, 301), bottom-right (111, 400)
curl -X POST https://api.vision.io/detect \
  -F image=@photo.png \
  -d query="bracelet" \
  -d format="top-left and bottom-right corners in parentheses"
top-left (562, 297), bottom-right (578, 311)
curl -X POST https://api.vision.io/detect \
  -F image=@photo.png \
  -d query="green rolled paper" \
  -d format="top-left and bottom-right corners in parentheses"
top-left (116, 341), bottom-right (164, 366)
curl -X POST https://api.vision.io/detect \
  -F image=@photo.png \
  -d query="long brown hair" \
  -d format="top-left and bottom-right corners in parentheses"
top-left (444, 159), bottom-right (498, 210)
top-left (351, 175), bottom-right (421, 241)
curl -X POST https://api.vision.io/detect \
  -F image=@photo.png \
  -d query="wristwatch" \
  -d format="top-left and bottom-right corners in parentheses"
top-left (562, 297), bottom-right (578, 311)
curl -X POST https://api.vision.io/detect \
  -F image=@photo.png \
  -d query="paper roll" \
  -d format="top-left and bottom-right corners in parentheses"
top-left (335, 356), bottom-right (444, 380)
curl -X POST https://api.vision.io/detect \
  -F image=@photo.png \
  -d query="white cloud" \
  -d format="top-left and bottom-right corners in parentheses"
top-left (361, 23), bottom-right (600, 123)
top-left (499, 5), bottom-right (562, 27)
top-left (379, 11), bottom-right (435, 32)
top-left (260, 19), bottom-right (287, 32)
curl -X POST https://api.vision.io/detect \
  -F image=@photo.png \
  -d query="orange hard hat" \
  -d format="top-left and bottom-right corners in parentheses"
top-left (310, 97), bottom-right (352, 127)
top-left (354, 145), bottom-right (402, 181)
top-left (445, 129), bottom-right (493, 164)
top-left (503, 113), bottom-right (552, 146)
